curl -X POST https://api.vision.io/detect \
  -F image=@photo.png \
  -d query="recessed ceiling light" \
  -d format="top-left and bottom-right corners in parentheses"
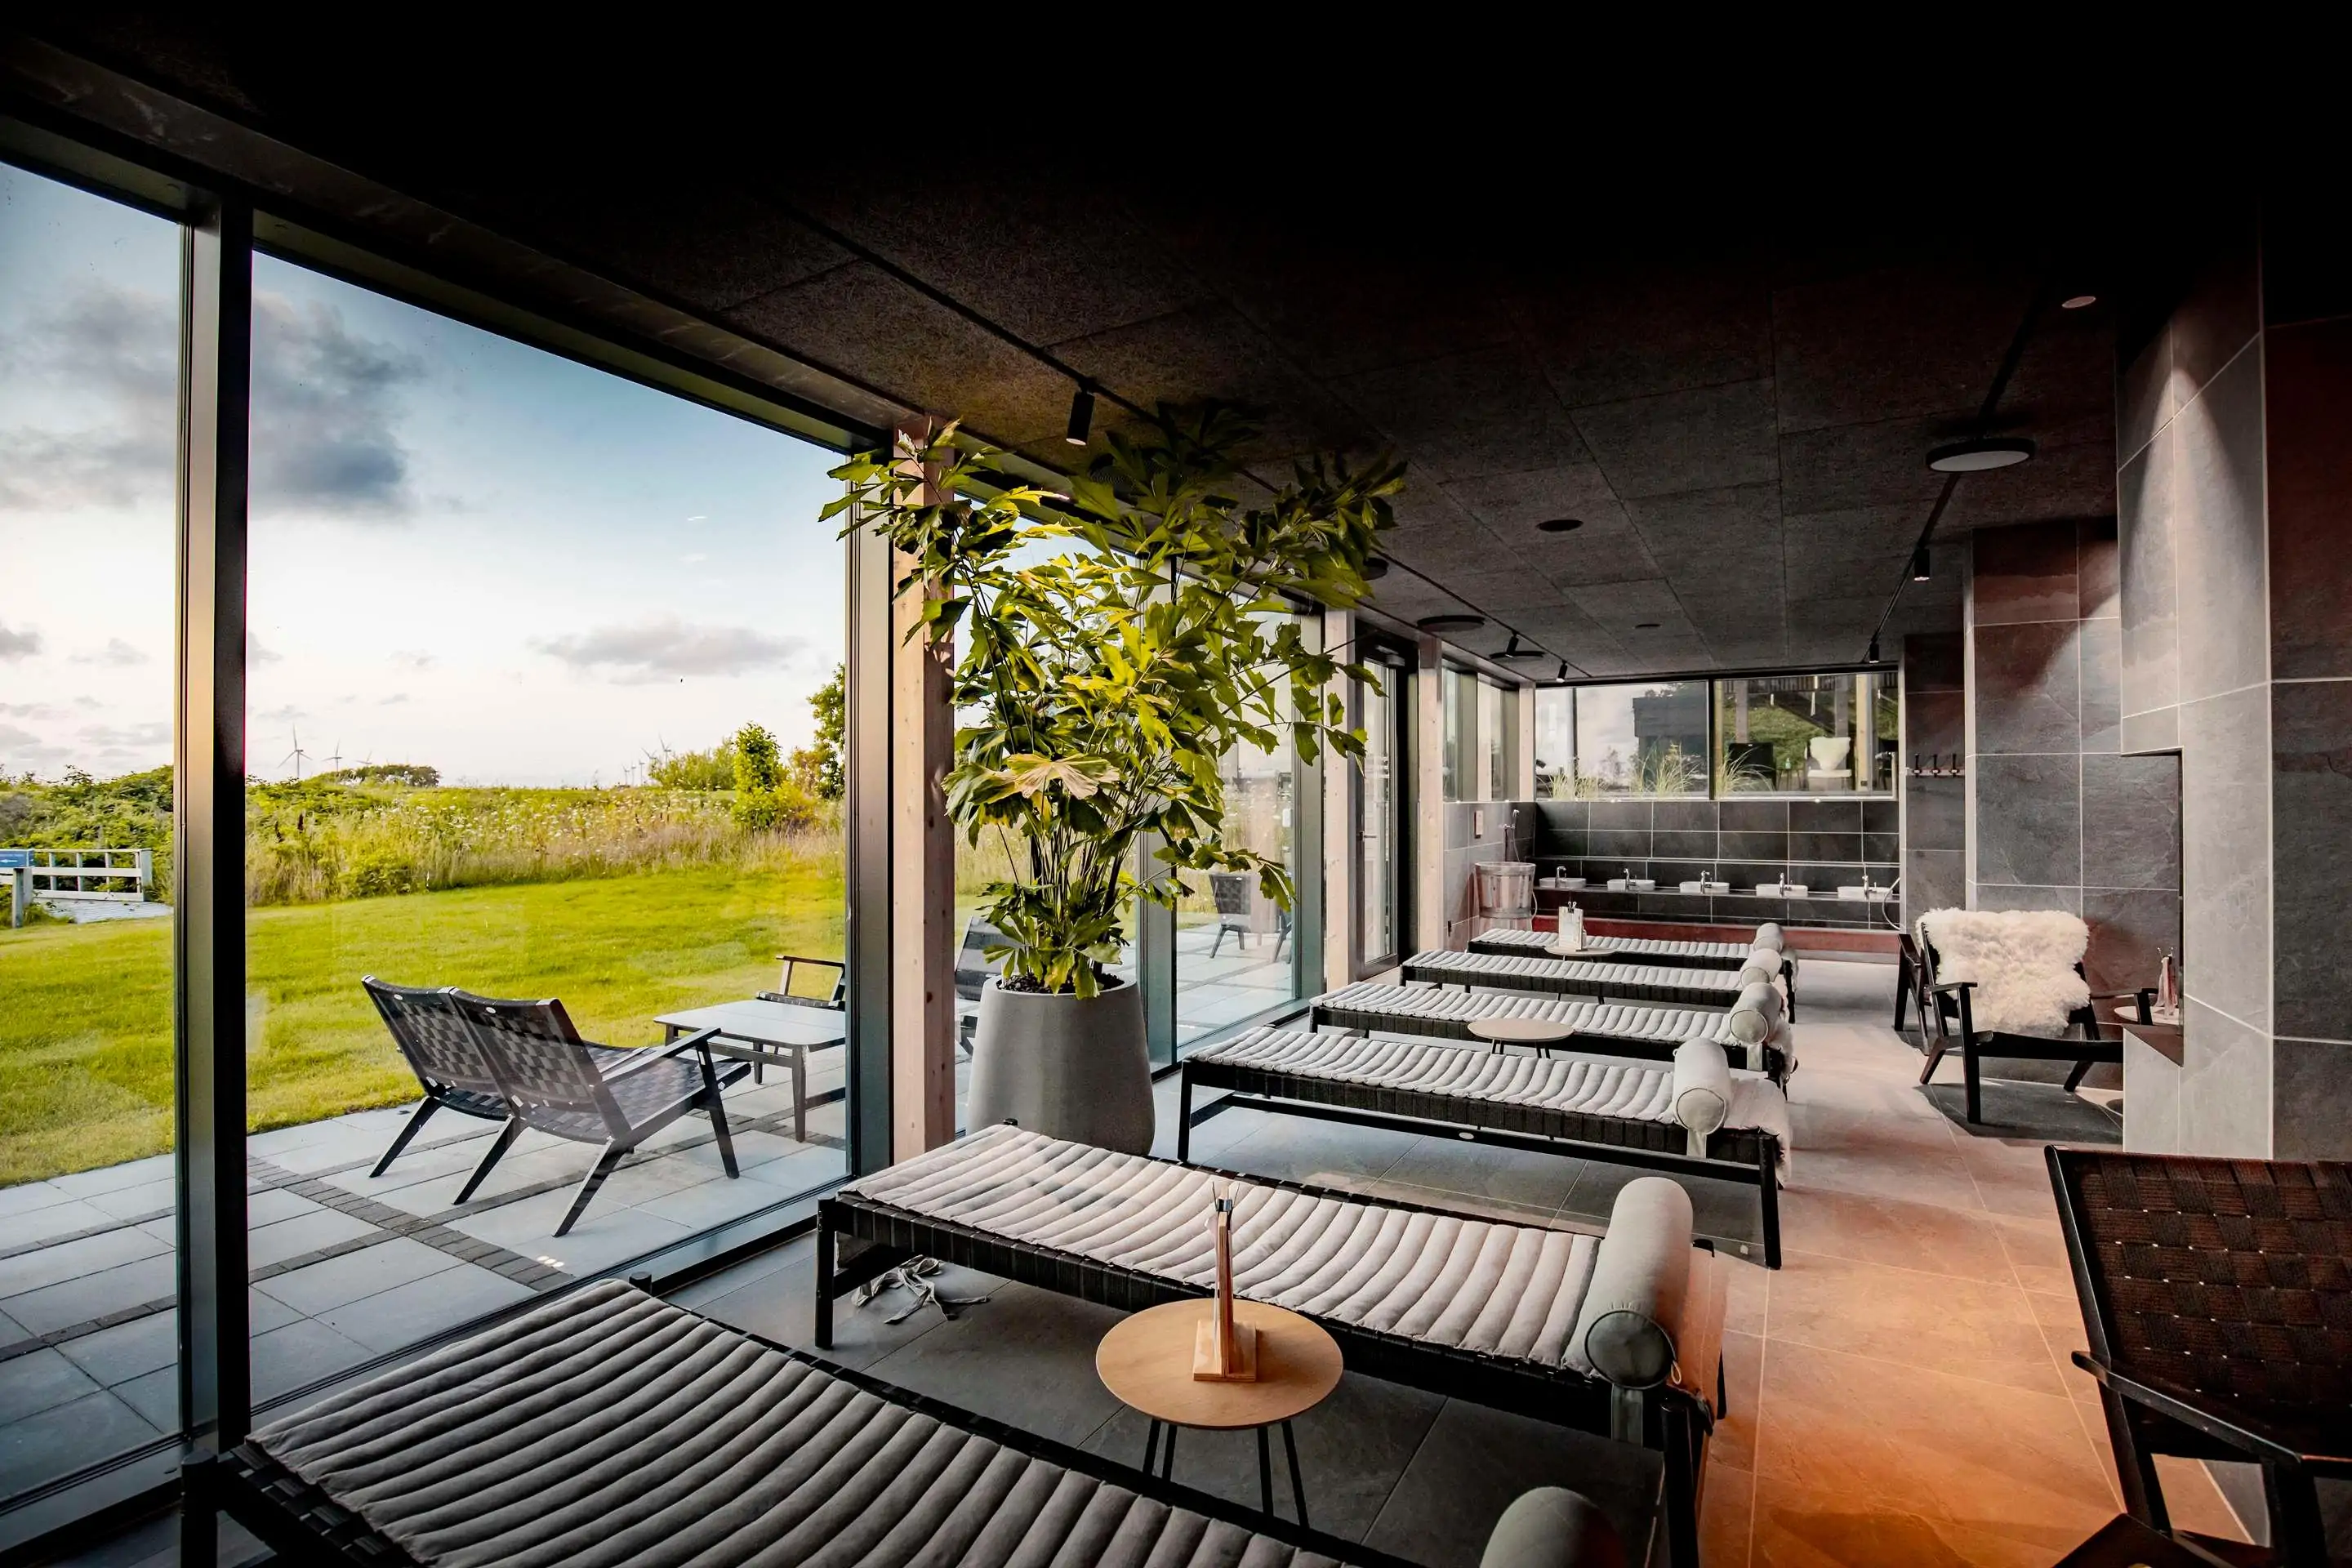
top-left (1416, 613), bottom-right (1485, 635)
top-left (1536, 518), bottom-right (1585, 533)
top-left (1927, 437), bottom-right (2036, 473)
top-left (1362, 555), bottom-right (1389, 581)
top-left (1633, 621), bottom-right (1660, 630)
top-left (2060, 294), bottom-right (2098, 310)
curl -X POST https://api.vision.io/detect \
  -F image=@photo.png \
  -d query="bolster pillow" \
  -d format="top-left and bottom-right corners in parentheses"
top-left (1737, 947), bottom-right (1782, 988)
top-left (1751, 920), bottom-right (1785, 952)
top-left (1481, 1487), bottom-right (1628, 1568)
top-left (1670, 1038), bottom-right (1733, 1150)
top-left (1569, 1177), bottom-right (1693, 1387)
top-left (1726, 979), bottom-right (1784, 1045)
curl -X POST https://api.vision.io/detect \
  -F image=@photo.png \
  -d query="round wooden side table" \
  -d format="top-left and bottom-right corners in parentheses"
top-left (1094, 1298), bottom-right (1342, 1525)
top-left (1467, 1014), bottom-right (1577, 1058)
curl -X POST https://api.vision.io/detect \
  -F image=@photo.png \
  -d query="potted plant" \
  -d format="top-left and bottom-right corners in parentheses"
top-left (830, 405), bottom-right (1401, 1152)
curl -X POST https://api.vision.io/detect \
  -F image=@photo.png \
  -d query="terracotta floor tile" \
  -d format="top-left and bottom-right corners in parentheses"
top-left (2152, 1454), bottom-right (2255, 1544)
top-left (1989, 1211), bottom-right (2074, 1294)
top-left (1723, 1254), bottom-right (1770, 1337)
top-left (1750, 1476), bottom-right (2062, 1568)
top-left (1776, 1187), bottom-right (2014, 1283)
top-left (1700, 1457), bottom-right (1753, 1567)
top-left (1767, 1250), bottom-right (2068, 1396)
top-left (1753, 1341), bottom-right (2117, 1539)
top-left (1714, 1330), bottom-right (1763, 1472)
top-left (1786, 1147), bottom-right (1986, 1214)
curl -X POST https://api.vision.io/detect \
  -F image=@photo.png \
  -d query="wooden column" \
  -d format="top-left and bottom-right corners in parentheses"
top-left (1320, 608), bottom-right (1354, 993)
top-left (1413, 635), bottom-right (1447, 954)
top-left (1514, 684), bottom-right (1538, 801)
top-left (889, 420), bottom-right (956, 1160)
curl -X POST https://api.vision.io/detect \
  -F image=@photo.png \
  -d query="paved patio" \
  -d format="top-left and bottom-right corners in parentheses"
top-left (0, 1062), bottom-right (844, 1499)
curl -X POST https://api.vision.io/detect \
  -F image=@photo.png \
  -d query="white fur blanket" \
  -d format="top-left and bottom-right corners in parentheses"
top-left (1917, 909), bottom-right (2089, 1036)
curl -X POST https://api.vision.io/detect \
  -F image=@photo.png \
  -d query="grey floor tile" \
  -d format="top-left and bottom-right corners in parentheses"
top-left (244, 1187), bottom-right (325, 1227)
top-left (1205, 1120), bottom-right (1421, 1189)
top-left (249, 1318), bottom-right (376, 1403)
top-left (689, 1236), bottom-right (983, 1372)
top-left (1367, 1400), bottom-right (1661, 1568)
top-left (0, 1182), bottom-right (76, 1222)
top-left (82, 1180), bottom-right (176, 1223)
top-left (448, 1189), bottom-right (693, 1276)
top-left (0, 1197), bottom-right (124, 1250)
top-left (0, 1389), bottom-right (160, 1496)
top-left (1379, 1135), bottom-right (1588, 1213)
top-left (0, 1225), bottom-right (169, 1299)
top-left (255, 1236), bottom-right (462, 1316)
top-left (0, 1347), bottom-right (105, 1425)
top-left (51, 1507), bottom-right (268, 1568)
top-left (314, 1264), bottom-right (536, 1355)
top-left (1560, 1163), bottom-right (1769, 1263)
top-left (2, 1254), bottom-right (176, 1335)
top-left (631, 1176), bottom-right (799, 1232)
top-left (865, 1281), bottom-right (1127, 1439)
top-left (247, 1208), bottom-right (381, 1270)
top-left (51, 1155), bottom-right (175, 1200)
top-left (56, 1309), bottom-right (178, 1386)
top-left (111, 1364), bottom-right (176, 1432)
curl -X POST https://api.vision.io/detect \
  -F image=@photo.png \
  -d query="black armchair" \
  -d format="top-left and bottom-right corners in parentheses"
top-left (2049, 1147), bottom-right (2352, 1567)
top-left (1915, 929), bottom-right (2133, 1124)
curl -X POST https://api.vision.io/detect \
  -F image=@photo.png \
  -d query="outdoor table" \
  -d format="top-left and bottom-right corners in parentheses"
top-left (1466, 1014), bottom-right (1579, 1058)
top-left (1094, 1298), bottom-right (1342, 1524)
top-left (654, 999), bottom-right (844, 1143)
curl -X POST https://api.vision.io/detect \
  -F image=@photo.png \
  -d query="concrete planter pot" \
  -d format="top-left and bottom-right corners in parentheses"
top-left (965, 976), bottom-right (1154, 1154)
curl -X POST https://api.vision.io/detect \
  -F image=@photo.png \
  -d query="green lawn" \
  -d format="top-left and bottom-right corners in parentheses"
top-left (0, 863), bottom-right (844, 1186)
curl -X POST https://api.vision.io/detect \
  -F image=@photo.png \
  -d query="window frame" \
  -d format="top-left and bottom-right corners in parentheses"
top-left (1536, 666), bottom-right (1899, 801)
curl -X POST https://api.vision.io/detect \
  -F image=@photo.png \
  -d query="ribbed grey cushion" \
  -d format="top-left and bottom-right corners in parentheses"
top-left (252, 1280), bottom-right (1348, 1568)
top-left (1752, 922), bottom-right (1784, 952)
top-left (1725, 982), bottom-right (1784, 1046)
top-left (1401, 951), bottom-right (1746, 1008)
top-left (1480, 1487), bottom-right (1625, 1568)
top-left (851, 1126), bottom-right (1639, 1368)
top-left (1468, 928), bottom-right (1751, 965)
top-left (1566, 1179), bottom-right (1694, 1388)
top-left (1316, 982), bottom-right (1788, 1072)
top-left (1668, 1041), bottom-right (1733, 1154)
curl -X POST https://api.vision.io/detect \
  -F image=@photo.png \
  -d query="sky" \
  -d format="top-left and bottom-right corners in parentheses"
top-left (1, 162), bottom-right (849, 788)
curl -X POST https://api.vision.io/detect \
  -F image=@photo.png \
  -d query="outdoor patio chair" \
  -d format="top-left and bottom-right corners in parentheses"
top-left (1206, 871), bottom-right (1256, 957)
top-left (449, 990), bottom-right (749, 1236)
top-left (1914, 914), bottom-right (2134, 1124)
top-left (2048, 1147), bottom-right (2352, 1567)
top-left (953, 915), bottom-right (1009, 1056)
top-left (359, 977), bottom-right (520, 1196)
top-left (748, 951), bottom-right (845, 1083)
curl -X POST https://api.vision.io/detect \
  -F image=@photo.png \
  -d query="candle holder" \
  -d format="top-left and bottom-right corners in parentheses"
top-left (1192, 1191), bottom-right (1258, 1381)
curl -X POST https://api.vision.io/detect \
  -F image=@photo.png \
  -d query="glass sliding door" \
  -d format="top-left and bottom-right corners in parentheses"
top-left (0, 163), bottom-right (186, 1496)
top-left (236, 252), bottom-right (849, 1404)
top-left (1354, 663), bottom-right (1406, 974)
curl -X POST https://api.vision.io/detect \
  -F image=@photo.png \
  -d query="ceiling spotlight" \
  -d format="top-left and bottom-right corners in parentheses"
top-left (1633, 621), bottom-right (1660, 630)
top-left (1362, 555), bottom-right (1389, 581)
top-left (1910, 544), bottom-right (1932, 581)
top-left (1494, 634), bottom-right (1544, 661)
top-left (1554, 658), bottom-right (1570, 682)
top-left (1537, 518), bottom-right (1585, 533)
top-left (1927, 437), bottom-right (2035, 473)
top-left (2060, 294), bottom-right (2098, 310)
top-left (1866, 636), bottom-right (1882, 664)
top-left (1416, 613), bottom-right (1485, 635)
top-left (1063, 384), bottom-right (1095, 447)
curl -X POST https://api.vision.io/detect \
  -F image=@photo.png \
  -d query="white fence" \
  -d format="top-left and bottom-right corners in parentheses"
top-left (3, 848), bottom-right (153, 925)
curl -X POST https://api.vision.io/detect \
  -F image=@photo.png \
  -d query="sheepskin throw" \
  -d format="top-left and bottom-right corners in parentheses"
top-left (1918, 908), bottom-right (2089, 1036)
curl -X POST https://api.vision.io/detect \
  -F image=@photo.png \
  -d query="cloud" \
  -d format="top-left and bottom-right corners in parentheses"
top-left (379, 693), bottom-right (409, 706)
top-left (392, 650), bottom-right (434, 669)
top-left (78, 721), bottom-right (172, 747)
top-left (74, 696), bottom-right (101, 710)
top-left (0, 281), bottom-right (425, 519)
top-left (532, 617), bottom-right (805, 684)
top-left (0, 724), bottom-right (41, 749)
top-left (0, 621), bottom-right (42, 660)
top-left (249, 635), bottom-right (285, 665)
top-left (72, 637), bottom-right (150, 667)
top-left (0, 702), bottom-right (66, 719)
top-left (255, 705), bottom-right (307, 723)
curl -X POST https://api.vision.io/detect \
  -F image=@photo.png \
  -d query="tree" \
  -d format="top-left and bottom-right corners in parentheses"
top-left (729, 722), bottom-right (813, 831)
top-left (787, 663), bottom-right (844, 800)
top-left (648, 737), bottom-right (737, 791)
top-left (831, 403), bottom-right (1398, 996)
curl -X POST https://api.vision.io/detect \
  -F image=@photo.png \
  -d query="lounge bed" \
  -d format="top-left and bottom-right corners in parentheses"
top-left (818, 1125), bottom-right (1726, 1568)
top-left (1312, 981), bottom-right (1793, 1084)
top-left (1400, 949), bottom-right (1768, 1011)
top-left (1181, 1027), bottom-right (1788, 1267)
top-left (1468, 925), bottom-right (1798, 1013)
top-left (197, 1277), bottom-right (1637, 1568)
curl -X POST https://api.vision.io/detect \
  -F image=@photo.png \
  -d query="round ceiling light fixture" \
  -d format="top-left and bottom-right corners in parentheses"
top-left (1536, 517), bottom-right (1585, 533)
top-left (1927, 437), bottom-right (2036, 473)
top-left (1362, 555), bottom-right (1390, 581)
top-left (2060, 294), bottom-right (2098, 310)
top-left (1416, 613), bottom-right (1485, 635)
top-left (1633, 621), bottom-right (1660, 630)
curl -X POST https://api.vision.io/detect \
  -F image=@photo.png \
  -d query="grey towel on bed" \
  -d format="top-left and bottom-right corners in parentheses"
top-left (849, 1125), bottom-right (1606, 1368)
top-left (252, 1280), bottom-right (1347, 1568)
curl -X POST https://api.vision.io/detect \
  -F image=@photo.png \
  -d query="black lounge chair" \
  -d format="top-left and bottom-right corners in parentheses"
top-left (450, 990), bottom-right (749, 1236)
top-left (360, 977), bottom-right (516, 1195)
top-left (2048, 1147), bottom-right (2352, 1567)
top-left (192, 1279), bottom-right (1632, 1568)
top-left (1914, 927), bottom-right (2133, 1124)
top-left (952, 914), bottom-right (1009, 1055)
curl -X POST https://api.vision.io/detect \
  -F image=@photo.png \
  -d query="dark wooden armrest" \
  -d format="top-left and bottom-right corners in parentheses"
top-left (1927, 979), bottom-right (1976, 991)
top-left (2071, 1353), bottom-right (2352, 1470)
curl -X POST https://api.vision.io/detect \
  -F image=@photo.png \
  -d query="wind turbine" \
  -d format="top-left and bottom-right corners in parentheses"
top-left (324, 739), bottom-right (345, 775)
top-left (278, 727), bottom-right (310, 782)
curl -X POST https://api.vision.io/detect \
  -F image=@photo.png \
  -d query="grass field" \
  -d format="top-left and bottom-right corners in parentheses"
top-left (0, 858), bottom-right (844, 1186)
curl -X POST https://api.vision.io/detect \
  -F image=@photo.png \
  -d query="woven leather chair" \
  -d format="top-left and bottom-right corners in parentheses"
top-left (2049, 1147), bottom-right (2352, 1566)
top-left (451, 991), bottom-right (749, 1236)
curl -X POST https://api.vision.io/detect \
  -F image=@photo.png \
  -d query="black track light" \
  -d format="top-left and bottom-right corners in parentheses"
top-left (1494, 634), bottom-right (1544, 662)
top-left (1063, 384), bottom-right (1095, 447)
top-left (1555, 659), bottom-right (1570, 682)
top-left (1910, 544), bottom-right (1932, 581)
top-left (1867, 636), bottom-right (1882, 664)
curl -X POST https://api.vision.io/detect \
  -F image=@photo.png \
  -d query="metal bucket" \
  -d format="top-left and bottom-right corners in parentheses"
top-left (1477, 860), bottom-right (1537, 924)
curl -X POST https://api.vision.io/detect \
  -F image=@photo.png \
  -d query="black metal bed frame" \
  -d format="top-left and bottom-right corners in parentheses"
top-left (817, 1163), bottom-right (1715, 1568)
top-left (1176, 1055), bottom-right (1782, 1269)
top-left (1400, 956), bottom-right (1744, 1013)
top-left (185, 1290), bottom-right (1434, 1568)
top-left (1309, 995), bottom-right (1793, 1087)
top-left (1463, 933), bottom-right (1801, 1017)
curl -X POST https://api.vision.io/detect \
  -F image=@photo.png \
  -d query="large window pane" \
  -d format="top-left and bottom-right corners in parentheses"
top-left (1534, 687), bottom-right (1572, 799)
top-left (0, 164), bottom-right (184, 1491)
top-left (1174, 611), bottom-right (1312, 1049)
top-left (1714, 671), bottom-right (1895, 794)
top-left (1570, 681), bottom-right (1708, 796)
top-left (240, 255), bottom-right (847, 1401)
top-left (1441, 666), bottom-right (1476, 801)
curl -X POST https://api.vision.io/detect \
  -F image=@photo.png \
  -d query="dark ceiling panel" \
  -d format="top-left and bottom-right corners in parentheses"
top-left (1571, 379), bottom-right (1780, 499)
top-left (1770, 264), bottom-right (2037, 434)
top-left (1330, 346), bottom-right (1591, 482)
top-left (1517, 270), bottom-right (1775, 408)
